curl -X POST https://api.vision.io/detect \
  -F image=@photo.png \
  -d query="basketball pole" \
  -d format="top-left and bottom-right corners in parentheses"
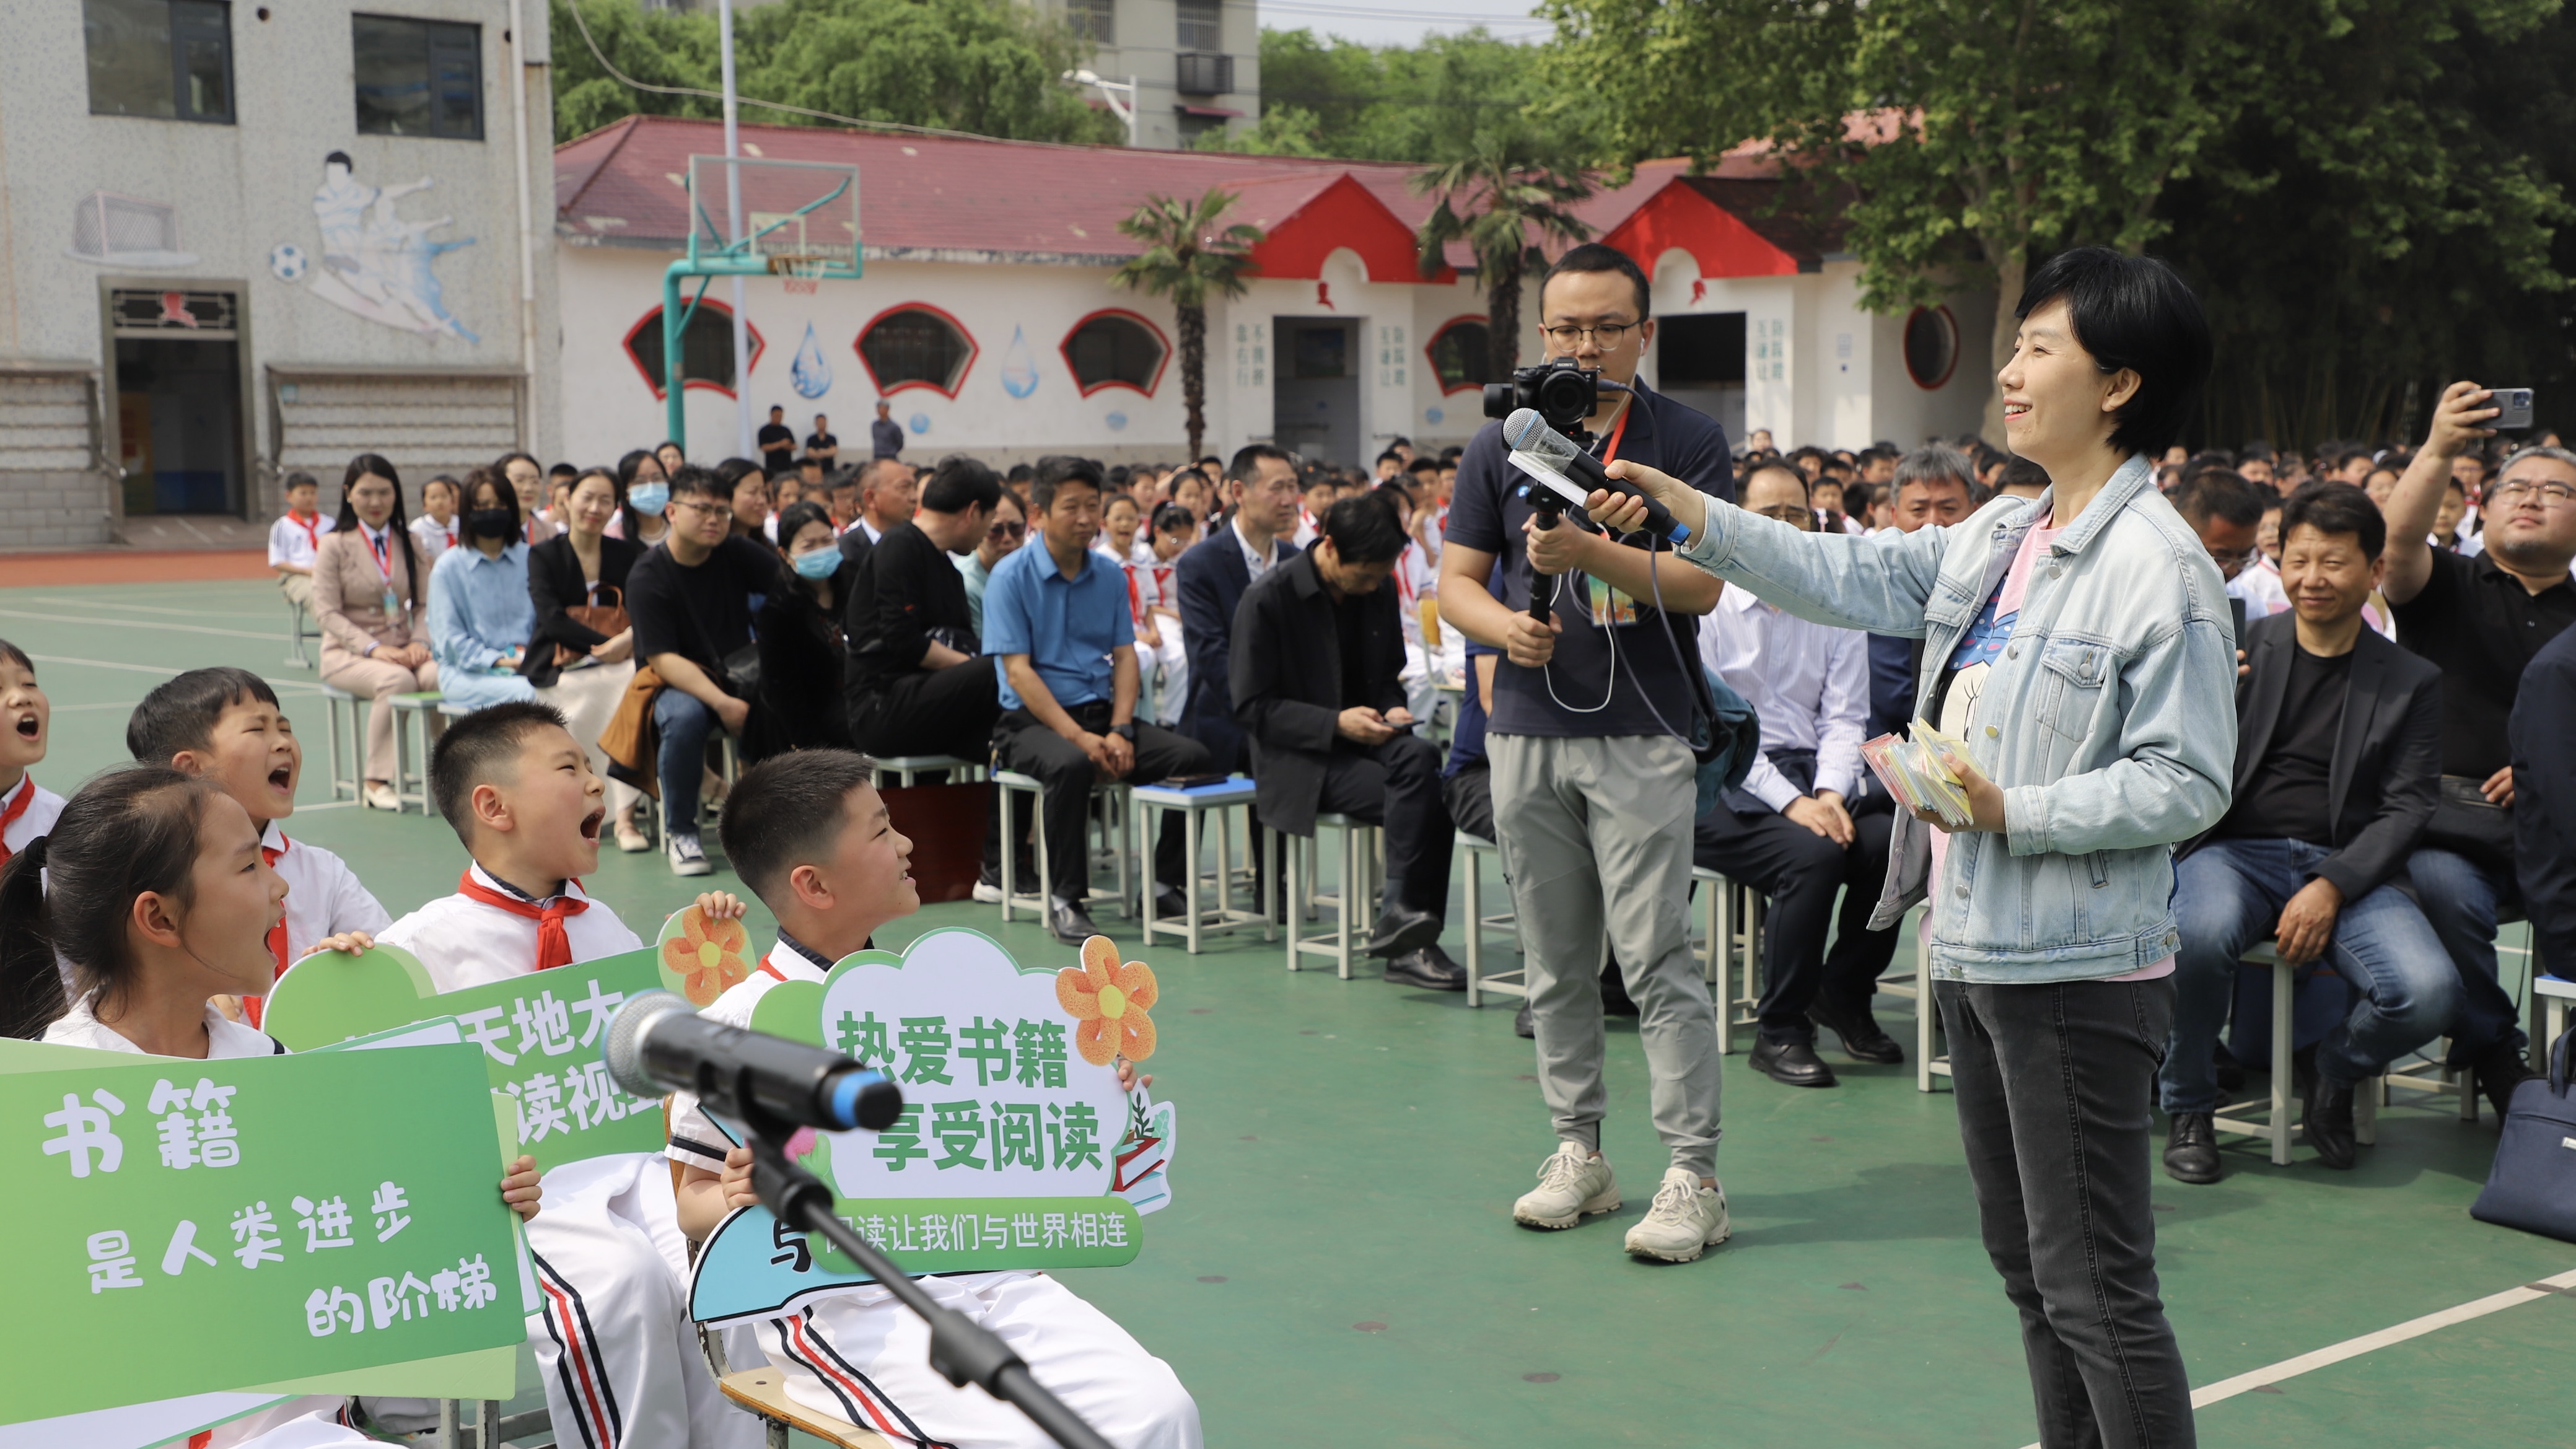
top-left (662, 165), bottom-right (856, 454)
top-left (720, 0), bottom-right (755, 463)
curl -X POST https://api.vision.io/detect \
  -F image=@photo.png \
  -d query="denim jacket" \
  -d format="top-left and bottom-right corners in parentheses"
top-left (1677, 453), bottom-right (2236, 983)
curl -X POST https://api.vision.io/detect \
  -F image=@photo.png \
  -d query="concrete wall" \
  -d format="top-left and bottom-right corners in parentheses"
top-left (0, 0), bottom-right (559, 533)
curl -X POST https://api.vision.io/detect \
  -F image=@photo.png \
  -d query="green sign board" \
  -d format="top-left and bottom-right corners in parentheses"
top-left (0, 1043), bottom-right (524, 1425)
top-left (263, 945), bottom-right (669, 1173)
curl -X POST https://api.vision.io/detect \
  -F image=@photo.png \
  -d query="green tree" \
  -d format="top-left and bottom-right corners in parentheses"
top-left (1111, 191), bottom-right (1264, 460)
top-left (550, 0), bottom-right (1121, 146)
top-left (1413, 149), bottom-right (1594, 378)
top-left (1201, 28), bottom-right (1591, 164)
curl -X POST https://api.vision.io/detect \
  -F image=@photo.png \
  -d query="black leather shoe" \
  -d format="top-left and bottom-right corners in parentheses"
top-left (1809, 1003), bottom-right (1904, 1065)
top-left (1750, 1036), bottom-right (1838, 1088)
top-left (1599, 963), bottom-right (1639, 1017)
top-left (1514, 999), bottom-right (1535, 1038)
top-left (2163, 1111), bottom-right (2221, 1184)
top-left (2305, 1072), bottom-right (2357, 1169)
top-left (2471, 1039), bottom-right (2536, 1123)
top-left (1046, 898), bottom-right (1103, 947)
top-left (1364, 906), bottom-right (1442, 958)
top-left (1149, 885), bottom-right (1188, 921)
top-left (1384, 944), bottom-right (1467, 991)
top-left (2212, 1041), bottom-right (2248, 1093)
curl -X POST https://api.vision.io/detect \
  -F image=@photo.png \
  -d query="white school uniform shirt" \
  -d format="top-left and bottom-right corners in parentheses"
top-left (1698, 584), bottom-right (1868, 812)
top-left (1, 772), bottom-right (65, 863)
top-left (410, 511), bottom-right (456, 564)
top-left (264, 823), bottom-right (391, 967)
top-left (375, 863), bottom-right (641, 994)
top-left (665, 933), bottom-right (836, 1168)
top-left (266, 511), bottom-right (334, 569)
top-left (44, 991), bottom-right (280, 1057)
top-left (2225, 563), bottom-right (2291, 618)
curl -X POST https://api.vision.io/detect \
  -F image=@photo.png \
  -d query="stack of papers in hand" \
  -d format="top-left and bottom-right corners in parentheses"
top-left (1860, 719), bottom-right (1978, 829)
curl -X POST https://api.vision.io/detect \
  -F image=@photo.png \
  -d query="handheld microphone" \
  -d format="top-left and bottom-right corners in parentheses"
top-left (1504, 408), bottom-right (1692, 545)
top-left (603, 991), bottom-right (905, 1134)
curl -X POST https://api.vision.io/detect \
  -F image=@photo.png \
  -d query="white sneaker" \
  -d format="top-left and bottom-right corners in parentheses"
top-left (668, 833), bottom-right (712, 877)
top-left (1512, 1142), bottom-right (1619, 1229)
top-left (614, 820), bottom-right (652, 854)
top-left (1623, 1168), bottom-right (1730, 1263)
top-left (972, 879), bottom-right (1005, 904)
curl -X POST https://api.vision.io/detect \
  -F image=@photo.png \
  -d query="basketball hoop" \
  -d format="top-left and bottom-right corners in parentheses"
top-left (771, 253), bottom-right (826, 294)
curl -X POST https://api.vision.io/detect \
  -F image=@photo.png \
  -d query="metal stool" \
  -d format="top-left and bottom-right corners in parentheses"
top-left (285, 593), bottom-right (317, 668)
top-left (431, 1399), bottom-right (548, 1448)
top-left (1281, 813), bottom-right (1382, 978)
top-left (386, 691), bottom-right (446, 815)
top-left (315, 681), bottom-right (364, 802)
top-left (1457, 832), bottom-right (1523, 1007)
top-left (868, 753), bottom-right (984, 787)
top-left (1134, 776), bottom-right (1268, 953)
top-left (1700, 871), bottom-right (1765, 1055)
top-left (990, 771), bottom-right (1132, 925)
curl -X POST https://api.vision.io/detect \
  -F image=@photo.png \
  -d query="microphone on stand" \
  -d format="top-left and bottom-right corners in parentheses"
top-left (602, 991), bottom-right (903, 1133)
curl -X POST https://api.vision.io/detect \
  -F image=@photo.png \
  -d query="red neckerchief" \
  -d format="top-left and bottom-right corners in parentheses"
top-left (287, 510), bottom-right (321, 553)
top-left (0, 774), bottom-right (33, 869)
top-left (240, 836), bottom-right (291, 1030)
top-left (455, 869), bottom-right (590, 971)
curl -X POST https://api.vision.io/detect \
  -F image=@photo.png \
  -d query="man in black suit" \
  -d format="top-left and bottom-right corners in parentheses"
top-left (2513, 623), bottom-right (2576, 994)
top-left (1176, 444), bottom-right (1299, 772)
top-left (2159, 483), bottom-right (2456, 1183)
top-left (1233, 494), bottom-right (1463, 990)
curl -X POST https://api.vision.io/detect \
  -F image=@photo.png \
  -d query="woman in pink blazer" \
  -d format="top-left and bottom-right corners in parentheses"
top-left (313, 453), bottom-right (439, 810)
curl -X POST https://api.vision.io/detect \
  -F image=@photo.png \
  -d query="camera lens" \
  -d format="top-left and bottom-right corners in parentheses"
top-left (1537, 367), bottom-right (1597, 429)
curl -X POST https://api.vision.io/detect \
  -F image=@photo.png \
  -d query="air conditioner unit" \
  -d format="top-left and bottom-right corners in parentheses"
top-left (1175, 52), bottom-right (1233, 96)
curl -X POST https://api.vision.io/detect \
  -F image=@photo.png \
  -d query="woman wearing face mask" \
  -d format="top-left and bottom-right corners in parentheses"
top-left (425, 466), bottom-right (540, 710)
top-left (520, 468), bottom-right (651, 852)
top-left (313, 453), bottom-right (437, 811)
top-left (605, 448), bottom-right (672, 546)
top-left (751, 499), bottom-right (856, 753)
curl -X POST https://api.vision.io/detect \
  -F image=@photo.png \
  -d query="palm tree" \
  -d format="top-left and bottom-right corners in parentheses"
top-left (1413, 147), bottom-right (1595, 380)
top-left (1112, 190), bottom-right (1263, 461)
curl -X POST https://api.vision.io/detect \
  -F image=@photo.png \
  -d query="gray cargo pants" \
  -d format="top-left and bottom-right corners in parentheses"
top-left (1492, 733), bottom-right (1722, 1177)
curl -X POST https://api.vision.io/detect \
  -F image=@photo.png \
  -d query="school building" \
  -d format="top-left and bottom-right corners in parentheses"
top-left (0, 0), bottom-right (560, 547)
top-left (551, 116), bottom-right (1997, 475)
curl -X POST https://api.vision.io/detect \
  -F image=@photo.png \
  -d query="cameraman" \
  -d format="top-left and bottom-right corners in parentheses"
top-left (1439, 242), bottom-right (1738, 1264)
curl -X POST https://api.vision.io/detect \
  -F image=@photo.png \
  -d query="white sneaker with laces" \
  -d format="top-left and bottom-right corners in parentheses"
top-left (1512, 1141), bottom-right (1619, 1229)
top-left (1623, 1167), bottom-right (1730, 1263)
top-left (668, 833), bottom-right (712, 877)
top-left (973, 879), bottom-right (1005, 904)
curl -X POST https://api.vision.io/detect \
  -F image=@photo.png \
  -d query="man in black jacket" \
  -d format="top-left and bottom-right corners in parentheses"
top-left (1233, 494), bottom-right (1463, 990)
top-left (844, 455), bottom-right (1002, 756)
top-left (1176, 444), bottom-right (1300, 774)
top-left (2159, 483), bottom-right (2456, 1183)
top-left (2513, 623), bottom-right (2576, 997)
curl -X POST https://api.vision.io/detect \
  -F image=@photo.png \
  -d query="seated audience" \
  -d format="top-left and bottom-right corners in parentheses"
top-left (656, 438), bottom-right (686, 478)
top-left (2178, 469), bottom-right (2289, 618)
top-left (986, 456), bottom-right (1211, 943)
top-left (2432, 471), bottom-right (2479, 555)
top-left (1233, 494), bottom-right (1463, 991)
top-left (426, 467), bottom-right (539, 711)
top-left (626, 464), bottom-right (784, 877)
top-left (497, 450), bottom-right (559, 547)
top-left (2515, 617), bottom-right (2576, 991)
top-left (959, 488), bottom-right (1026, 636)
top-left (604, 447), bottom-right (672, 546)
top-left (1693, 462), bottom-right (1898, 1087)
top-left (0, 640), bottom-right (62, 868)
top-left (2384, 385), bottom-right (2576, 1114)
top-left (836, 457), bottom-right (921, 569)
top-left (1178, 445), bottom-right (1300, 781)
top-left (756, 499), bottom-right (861, 755)
top-left (268, 470), bottom-right (333, 613)
top-left (1865, 447), bottom-right (1981, 737)
top-left (2160, 483), bottom-right (2455, 1181)
top-left (719, 456), bottom-right (771, 539)
top-left (520, 466), bottom-right (649, 851)
top-left (1102, 492), bottom-right (1144, 561)
top-left (411, 473), bottom-right (460, 560)
top-left (847, 455), bottom-right (1004, 758)
top-left (312, 453), bottom-right (436, 812)
top-left (1130, 504), bottom-right (1194, 727)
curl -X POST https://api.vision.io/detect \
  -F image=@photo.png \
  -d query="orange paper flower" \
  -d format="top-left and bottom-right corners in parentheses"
top-left (1056, 935), bottom-right (1158, 1066)
top-left (664, 908), bottom-right (750, 1006)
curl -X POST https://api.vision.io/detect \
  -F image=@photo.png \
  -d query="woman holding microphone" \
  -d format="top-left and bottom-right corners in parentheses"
top-left (1593, 248), bottom-right (2229, 1448)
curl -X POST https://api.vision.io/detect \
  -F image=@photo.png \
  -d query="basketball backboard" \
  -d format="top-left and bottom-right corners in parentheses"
top-left (683, 155), bottom-right (861, 279)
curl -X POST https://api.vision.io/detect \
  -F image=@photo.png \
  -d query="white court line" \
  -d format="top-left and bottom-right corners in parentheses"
top-left (2014, 1264), bottom-right (2576, 1447)
top-left (0, 606), bottom-right (287, 643)
top-left (26, 654), bottom-right (323, 693)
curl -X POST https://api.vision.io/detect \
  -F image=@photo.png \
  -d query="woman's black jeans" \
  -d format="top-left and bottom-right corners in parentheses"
top-left (1936, 976), bottom-right (2196, 1449)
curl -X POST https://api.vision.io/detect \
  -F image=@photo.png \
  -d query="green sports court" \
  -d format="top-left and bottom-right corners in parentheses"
top-left (7, 571), bottom-right (2571, 1448)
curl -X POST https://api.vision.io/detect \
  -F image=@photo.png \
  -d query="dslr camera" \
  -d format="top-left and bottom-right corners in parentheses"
top-left (1484, 359), bottom-right (1601, 442)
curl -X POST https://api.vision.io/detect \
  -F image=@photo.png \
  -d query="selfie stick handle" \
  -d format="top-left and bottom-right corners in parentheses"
top-left (744, 1119), bottom-right (1119, 1449)
top-left (1528, 489), bottom-right (1561, 626)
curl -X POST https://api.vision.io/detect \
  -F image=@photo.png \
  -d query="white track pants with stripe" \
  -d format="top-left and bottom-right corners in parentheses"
top-left (525, 1155), bottom-right (764, 1449)
top-left (757, 1272), bottom-right (1200, 1449)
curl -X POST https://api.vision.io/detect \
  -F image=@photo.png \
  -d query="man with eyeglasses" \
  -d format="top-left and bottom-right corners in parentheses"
top-left (1692, 463), bottom-right (1901, 1087)
top-left (2178, 469), bottom-right (2291, 620)
top-left (1438, 242), bottom-right (1739, 1264)
top-left (2383, 382), bottom-right (2576, 1111)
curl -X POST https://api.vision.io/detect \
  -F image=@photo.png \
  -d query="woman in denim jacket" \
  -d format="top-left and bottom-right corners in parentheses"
top-left (1594, 248), bottom-right (2230, 1448)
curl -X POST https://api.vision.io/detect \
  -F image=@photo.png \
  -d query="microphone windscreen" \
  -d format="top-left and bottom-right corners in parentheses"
top-left (1504, 408), bottom-right (1544, 453)
top-left (602, 989), bottom-right (693, 1098)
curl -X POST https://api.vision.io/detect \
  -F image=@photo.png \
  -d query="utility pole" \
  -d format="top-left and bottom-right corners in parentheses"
top-left (721, 0), bottom-right (753, 462)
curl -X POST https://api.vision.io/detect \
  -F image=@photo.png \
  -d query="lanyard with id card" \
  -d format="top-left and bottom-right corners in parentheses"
top-left (364, 526), bottom-right (403, 616)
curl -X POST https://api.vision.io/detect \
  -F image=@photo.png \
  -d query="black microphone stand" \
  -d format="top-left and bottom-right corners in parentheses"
top-left (737, 1110), bottom-right (1120, 1449)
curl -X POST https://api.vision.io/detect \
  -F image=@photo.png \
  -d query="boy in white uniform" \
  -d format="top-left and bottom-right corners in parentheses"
top-left (0, 639), bottom-right (64, 867)
top-left (376, 701), bottom-right (761, 1449)
top-left (269, 471), bottom-right (336, 613)
top-left (672, 749), bottom-right (1201, 1449)
top-left (128, 668), bottom-right (391, 1027)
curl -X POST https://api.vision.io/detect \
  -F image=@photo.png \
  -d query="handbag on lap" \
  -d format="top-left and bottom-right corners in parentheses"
top-left (2470, 1027), bottom-right (2576, 1243)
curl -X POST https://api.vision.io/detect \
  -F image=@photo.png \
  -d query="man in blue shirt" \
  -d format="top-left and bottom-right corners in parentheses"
top-left (985, 455), bottom-right (1211, 943)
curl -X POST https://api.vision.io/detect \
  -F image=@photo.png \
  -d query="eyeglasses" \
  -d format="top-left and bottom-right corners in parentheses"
top-left (1750, 504), bottom-right (1814, 527)
top-left (2489, 479), bottom-right (2576, 506)
top-left (670, 499), bottom-right (730, 519)
top-left (1541, 320), bottom-right (1639, 349)
top-left (987, 520), bottom-right (1027, 539)
top-left (2206, 546), bottom-right (2258, 577)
